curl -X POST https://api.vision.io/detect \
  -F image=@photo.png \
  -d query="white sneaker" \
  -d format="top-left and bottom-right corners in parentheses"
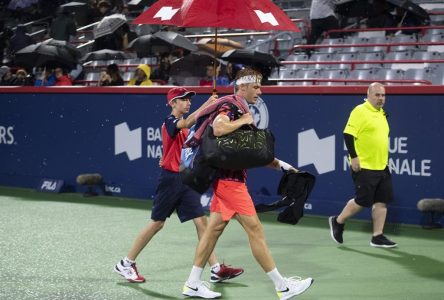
top-left (276, 276), bottom-right (314, 300)
top-left (114, 260), bottom-right (146, 283)
top-left (182, 280), bottom-right (221, 299)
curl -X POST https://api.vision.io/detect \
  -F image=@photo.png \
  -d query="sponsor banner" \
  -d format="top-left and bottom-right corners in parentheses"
top-left (38, 178), bottom-right (64, 193)
top-left (1, 92), bottom-right (443, 225)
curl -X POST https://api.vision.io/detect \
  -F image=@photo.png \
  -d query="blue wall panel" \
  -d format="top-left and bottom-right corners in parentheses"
top-left (1, 90), bottom-right (443, 225)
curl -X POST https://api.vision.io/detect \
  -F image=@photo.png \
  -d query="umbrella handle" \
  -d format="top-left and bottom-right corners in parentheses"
top-left (213, 27), bottom-right (218, 96)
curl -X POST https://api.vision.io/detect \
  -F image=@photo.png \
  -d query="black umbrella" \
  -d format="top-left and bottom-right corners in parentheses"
top-left (386, 0), bottom-right (430, 24)
top-left (170, 51), bottom-right (224, 77)
top-left (126, 34), bottom-right (171, 57)
top-left (44, 39), bottom-right (81, 60)
top-left (220, 49), bottom-right (281, 68)
top-left (153, 31), bottom-right (198, 53)
top-left (81, 49), bottom-right (130, 61)
top-left (335, 0), bottom-right (429, 25)
top-left (14, 41), bottom-right (78, 69)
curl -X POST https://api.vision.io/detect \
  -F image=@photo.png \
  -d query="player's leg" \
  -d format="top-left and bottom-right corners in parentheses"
top-left (236, 213), bottom-right (313, 300)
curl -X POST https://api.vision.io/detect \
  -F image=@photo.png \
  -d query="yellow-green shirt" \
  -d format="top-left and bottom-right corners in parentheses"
top-left (343, 99), bottom-right (389, 170)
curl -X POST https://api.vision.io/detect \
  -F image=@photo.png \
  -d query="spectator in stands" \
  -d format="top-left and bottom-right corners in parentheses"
top-left (226, 62), bottom-right (242, 84)
top-left (50, 10), bottom-right (77, 42)
top-left (9, 24), bottom-right (33, 54)
top-left (10, 68), bottom-right (33, 86)
top-left (1, 26), bottom-right (14, 64)
top-left (120, 23), bottom-right (138, 49)
top-left (74, 0), bottom-right (98, 27)
top-left (54, 67), bottom-right (73, 86)
top-left (0, 20), bottom-right (6, 64)
top-left (393, 6), bottom-right (427, 34)
top-left (34, 68), bottom-right (56, 86)
top-left (127, 64), bottom-right (153, 86)
top-left (307, 0), bottom-right (340, 45)
top-left (98, 63), bottom-right (124, 86)
top-left (93, 34), bottom-right (121, 51)
top-left (199, 64), bottom-right (230, 87)
top-left (0, 66), bottom-right (14, 86)
top-left (150, 53), bottom-right (171, 84)
top-left (366, 0), bottom-right (397, 31)
top-left (94, 0), bottom-right (113, 22)
top-left (93, 23), bottom-right (135, 51)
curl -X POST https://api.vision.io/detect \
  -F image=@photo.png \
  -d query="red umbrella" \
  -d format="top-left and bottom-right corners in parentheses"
top-left (133, 0), bottom-right (299, 91)
top-left (133, 0), bottom-right (299, 32)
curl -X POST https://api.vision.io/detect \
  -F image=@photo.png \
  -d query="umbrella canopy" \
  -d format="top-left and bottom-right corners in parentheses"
top-left (196, 38), bottom-right (243, 55)
top-left (127, 32), bottom-right (197, 57)
top-left (170, 51), bottom-right (224, 77)
top-left (126, 34), bottom-right (171, 57)
top-left (221, 49), bottom-right (280, 68)
top-left (81, 49), bottom-right (130, 61)
top-left (386, 0), bottom-right (430, 23)
top-left (14, 40), bottom-right (79, 69)
top-left (133, 0), bottom-right (299, 32)
top-left (8, 0), bottom-right (39, 10)
top-left (43, 39), bottom-right (81, 60)
top-left (335, 0), bottom-right (430, 24)
top-left (58, 1), bottom-right (87, 13)
top-left (93, 14), bottom-right (127, 39)
top-left (153, 31), bottom-right (198, 52)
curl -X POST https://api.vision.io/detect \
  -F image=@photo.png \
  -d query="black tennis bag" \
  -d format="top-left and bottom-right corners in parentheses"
top-left (200, 125), bottom-right (275, 170)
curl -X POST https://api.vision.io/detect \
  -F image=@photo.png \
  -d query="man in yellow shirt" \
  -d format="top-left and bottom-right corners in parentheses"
top-left (329, 82), bottom-right (397, 248)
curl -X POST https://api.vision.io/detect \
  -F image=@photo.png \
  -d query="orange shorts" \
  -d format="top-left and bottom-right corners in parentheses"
top-left (210, 179), bottom-right (256, 221)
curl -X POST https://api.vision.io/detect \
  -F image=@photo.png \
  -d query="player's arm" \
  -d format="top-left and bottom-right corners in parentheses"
top-left (268, 158), bottom-right (299, 173)
top-left (177, 95), bottom-right (218, 129)
top-left (212, 112), bottom-right (253, 137)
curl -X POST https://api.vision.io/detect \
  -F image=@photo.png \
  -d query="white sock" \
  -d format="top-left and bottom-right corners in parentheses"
top-left (210, 263), bottom-right (221, 273)
top-left (122, 256), bottom-right (135, 267)
top-left (267, 268), bottom-right (286, 290)
top-left (187, 266), bottom-right (204, 285)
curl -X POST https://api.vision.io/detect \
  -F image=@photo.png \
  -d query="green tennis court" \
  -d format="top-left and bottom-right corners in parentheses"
top-left (1, 187), bottom-right (443, 300)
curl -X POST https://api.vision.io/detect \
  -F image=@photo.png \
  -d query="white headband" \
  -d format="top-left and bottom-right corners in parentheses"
top-left (235, 75), bottom-right (262, 85)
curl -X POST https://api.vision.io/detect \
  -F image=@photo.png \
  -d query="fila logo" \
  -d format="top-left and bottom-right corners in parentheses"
top-left (298, 129), bottom-right (336, 174)
top-left (154, 6), bottom-right (179, 21)
top-left (41, 180), bottom-right (57, 191)
top-left (114, 122), bottom-right (142, 161)
top-left (254, 10), bottom-right (279, 26)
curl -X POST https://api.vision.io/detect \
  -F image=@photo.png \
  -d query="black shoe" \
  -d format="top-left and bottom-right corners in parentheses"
top-left (328, 216), bottom-right (344, 244)
top-left (370, 234), bottom-right (397, 248)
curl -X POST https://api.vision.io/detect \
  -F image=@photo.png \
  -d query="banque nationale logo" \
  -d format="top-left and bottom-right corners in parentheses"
top-left (298, 129), bottom-right (336, 175)
top-left (114, 122), bottom-right (142, 161)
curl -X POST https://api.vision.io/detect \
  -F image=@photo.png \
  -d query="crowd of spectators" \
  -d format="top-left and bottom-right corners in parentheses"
top-left (0, 0), bottom-right (435, 87)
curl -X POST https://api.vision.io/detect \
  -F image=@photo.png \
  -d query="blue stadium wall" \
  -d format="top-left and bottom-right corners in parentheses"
top-left (1, 86), bottom-right (443, 225)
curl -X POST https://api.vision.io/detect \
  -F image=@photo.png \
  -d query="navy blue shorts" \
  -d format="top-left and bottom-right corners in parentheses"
top-left (151, 169), bottom-right (205, 223)
top-left (352, 166), bottom-right (394, 208)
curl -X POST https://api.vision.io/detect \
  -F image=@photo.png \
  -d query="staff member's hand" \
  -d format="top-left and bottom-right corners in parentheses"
top-left (351, 157), bottom-right (361, 172)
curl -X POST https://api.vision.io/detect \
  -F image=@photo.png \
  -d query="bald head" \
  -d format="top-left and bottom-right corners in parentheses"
top-left (367, 82), bottom-right (386, 109)
top-left (367, 82), bottom-right (384, 96)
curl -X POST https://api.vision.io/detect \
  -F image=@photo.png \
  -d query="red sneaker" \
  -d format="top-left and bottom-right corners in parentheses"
top-left (210, 263), bottom-right (244, 283)
top-left (114, 260), bottom-right (146, 283)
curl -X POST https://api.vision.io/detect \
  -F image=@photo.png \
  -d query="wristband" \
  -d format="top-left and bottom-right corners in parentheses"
top-left (276, 159), bottom-right (293, 171)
